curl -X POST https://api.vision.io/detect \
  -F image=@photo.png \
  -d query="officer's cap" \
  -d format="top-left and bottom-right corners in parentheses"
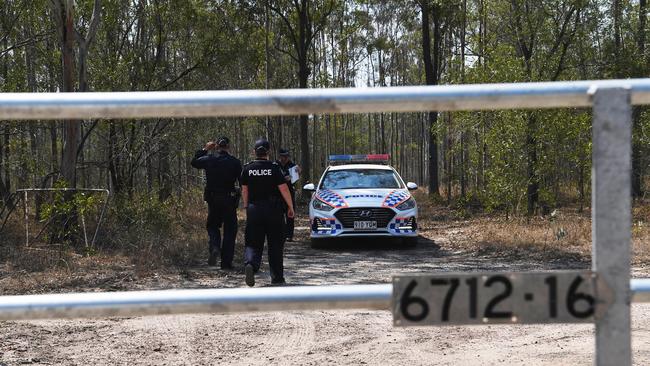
top-left (216, 136), bottom-right (230, 147)
top-left (254, 138), bottom-right (270, 155)
top-left (278, 148), bottom-right (290, 157)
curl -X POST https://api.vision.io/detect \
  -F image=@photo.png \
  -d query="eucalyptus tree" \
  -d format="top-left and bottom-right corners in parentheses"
top-left (268, 0), bottom-right (337, 183)
top-left (50, 0), bottom-right (101, 188)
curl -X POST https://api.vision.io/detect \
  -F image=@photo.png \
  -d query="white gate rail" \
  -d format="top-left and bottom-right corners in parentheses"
top-left (1, 78), bottom-right (647, 366)
top-left (1, 281), bottom-right (650, 321)
top-left (0, 285), bottom-right (392, 320)
top-left (1, 79), bottom-right (650, 118)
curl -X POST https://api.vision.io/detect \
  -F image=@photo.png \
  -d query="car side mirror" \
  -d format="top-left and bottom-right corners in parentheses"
top-left (406, 182), bottom-right (418, 191)
top-left (303, 183), bottom-right (316, 192)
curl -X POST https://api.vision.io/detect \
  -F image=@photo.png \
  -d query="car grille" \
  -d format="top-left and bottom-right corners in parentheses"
top-left (334, 207), bottom-right (396, 229)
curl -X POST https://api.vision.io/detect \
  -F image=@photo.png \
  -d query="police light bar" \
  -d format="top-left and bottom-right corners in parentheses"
top-left (328, 154), bottom-right (390, 164)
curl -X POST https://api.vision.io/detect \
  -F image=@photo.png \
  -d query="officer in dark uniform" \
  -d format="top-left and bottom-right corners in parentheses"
top-left (240, 139), bottom-right (294, 287)
top-left (276, 148), bottom-right (299, 241)
top-left (191, 136), bottom-right (242, 269)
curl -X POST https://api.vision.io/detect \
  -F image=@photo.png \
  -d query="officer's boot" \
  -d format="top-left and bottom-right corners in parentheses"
top-left (207, 228), bottom-right (221, 266)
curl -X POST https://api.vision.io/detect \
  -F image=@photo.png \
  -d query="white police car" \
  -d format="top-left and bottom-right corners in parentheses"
top-left (303, 154), bottom-right (418, 247)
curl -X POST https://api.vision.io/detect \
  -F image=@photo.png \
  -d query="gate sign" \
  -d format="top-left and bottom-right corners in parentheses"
top-left (392, 271), bottom-right (613, 326)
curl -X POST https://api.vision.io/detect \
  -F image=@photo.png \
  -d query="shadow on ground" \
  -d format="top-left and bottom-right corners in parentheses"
top-left (307, 236), bottom-right (440, 252)
top-left (277, 231), bottom-right (589, 287)
top-left (172, 227), bottom-right (590, 290)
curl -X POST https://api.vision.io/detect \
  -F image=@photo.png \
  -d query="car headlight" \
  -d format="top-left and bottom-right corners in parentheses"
top-left (396, 197), bottom-right (416, 211)
top-left (312, 199), bottom-right (334, 211)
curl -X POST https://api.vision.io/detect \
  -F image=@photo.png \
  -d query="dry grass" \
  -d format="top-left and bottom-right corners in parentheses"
top-left (2, 190), bottom-right (649, 294)
top-left (0, 191), bottom-right (256, 294)
top-left (462, 213), bottom-right (592, 263)
top-left (414, 188), bottom-right (650, 266)
top-left (632, 202), bottom-right (650, 265)
top-left (0, 254), bottom-right (136, 295)
top-left (94, 192), bottom-right (208, 271)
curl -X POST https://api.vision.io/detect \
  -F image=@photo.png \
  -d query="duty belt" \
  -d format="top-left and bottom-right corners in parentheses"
top-left (250, 197), bottom-right (282, 204)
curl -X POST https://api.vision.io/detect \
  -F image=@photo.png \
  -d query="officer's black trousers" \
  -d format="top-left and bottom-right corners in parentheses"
top-left (244, 201), bottom-right (285, 282)
top-left (284, 189), bottom-right (295, 239)
top-left (206, 193), bottom-right (238, 266)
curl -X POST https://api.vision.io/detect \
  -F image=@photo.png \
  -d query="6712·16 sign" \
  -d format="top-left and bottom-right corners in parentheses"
top-left (392, 271), bottom-right (613, 326)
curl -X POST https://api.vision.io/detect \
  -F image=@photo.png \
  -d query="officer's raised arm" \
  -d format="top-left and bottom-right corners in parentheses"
top-left (190, 149), bottom-right (207, 169)
top-left (190, 141), bottom-right (217, 169)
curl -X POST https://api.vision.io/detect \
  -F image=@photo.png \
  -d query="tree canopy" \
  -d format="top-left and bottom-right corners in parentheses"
top-left (0, 0), bottom-right (648, 215)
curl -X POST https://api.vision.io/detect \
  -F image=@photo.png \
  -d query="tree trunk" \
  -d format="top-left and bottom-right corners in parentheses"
top-left (145, 135), bottom-right (153, 193)
top-left (60, 1), bottom-right (78, 188)
top-left (158, 135), bottom-right (171, 201)
top-left (460, 134), bottom-right (466, 198)
top-left (421, 1), bottom-right (440, 196)
top-left (55, 0), bottom-right (100, 190)
top-left (632, 107), bottom-right (643, 198)
top-left (446, 113), bottom-right (452, 204)
top-left (526, 112), bottom-right (539, 215)
top-left (265, 0), bottom-right (271, 139)
top-left (0, 130), bottom-right (9, 205)
top-left (578, 154), bottom-right (586, 212)
top-left (299, 59), bottom-right (311, 183)
top-left (24, 21), bottom-right (39, 189)
top-left (613, 0), bottom-right (622, 77)
top-left (460, 0), bottom-right (467, 198)
top-left (511, 1), bottom-right (538, 215)
top-left (3, 133), bottom-right (9, 195)
top-left (108, 121), bottom-right (122, 194)
top-left (478, 0), bottom-right (487, 192)
top-left (632, 0), bottom-right (647, 198)
top-left (420, 113), bottom-right (425, 185)
top-left (278, 120), bottom-right (283, 155)
top-left (50, 125), bottom-right (58, 175)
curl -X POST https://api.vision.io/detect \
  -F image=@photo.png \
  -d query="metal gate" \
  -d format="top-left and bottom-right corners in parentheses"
top-left (1, 79), bottom-right (649, 365)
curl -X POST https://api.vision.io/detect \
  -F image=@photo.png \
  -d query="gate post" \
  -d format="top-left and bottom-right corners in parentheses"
top-left (592, 87), bottom-right (632, 365)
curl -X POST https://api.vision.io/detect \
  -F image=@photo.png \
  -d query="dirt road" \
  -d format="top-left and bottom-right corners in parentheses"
top-left (2, 223), bottom-right (650, 365)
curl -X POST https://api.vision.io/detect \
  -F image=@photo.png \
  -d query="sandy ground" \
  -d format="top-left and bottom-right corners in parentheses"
top-left (2, 223), bottom-right (650, 365)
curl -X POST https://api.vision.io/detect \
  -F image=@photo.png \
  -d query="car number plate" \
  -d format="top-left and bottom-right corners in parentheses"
top-left (354, 221), bottom-right (377, 230)
top-left (392, 271), bottom-right (612, 326)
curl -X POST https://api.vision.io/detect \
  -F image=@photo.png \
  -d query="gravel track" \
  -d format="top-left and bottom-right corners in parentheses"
top-left (2, 224), bottom-right (649, 365)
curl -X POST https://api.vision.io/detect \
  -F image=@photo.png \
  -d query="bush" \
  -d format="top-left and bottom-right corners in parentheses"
top-left (39, 181), bottom-right (104, 247)
top-left (98, 190), bottom-right (207, 270)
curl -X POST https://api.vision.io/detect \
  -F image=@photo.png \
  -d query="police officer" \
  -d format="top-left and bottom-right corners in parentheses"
top-left (276, 148), bottom-right (300, 242)
top-left (191, 136), bottom-right (242, 269)
top-left (240, 139), bottom-right (294, 287)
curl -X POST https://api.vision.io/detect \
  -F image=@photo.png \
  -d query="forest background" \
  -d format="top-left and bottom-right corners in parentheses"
top-left (0, 0), bottom-right (648, 262)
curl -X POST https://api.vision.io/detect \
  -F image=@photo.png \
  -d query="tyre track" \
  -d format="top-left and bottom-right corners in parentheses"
top-left (234, 312), bottom-right (316, 365)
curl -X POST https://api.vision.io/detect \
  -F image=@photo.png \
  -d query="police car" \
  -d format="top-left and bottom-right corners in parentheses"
top-left (303, 154), bottom-right (418, 247)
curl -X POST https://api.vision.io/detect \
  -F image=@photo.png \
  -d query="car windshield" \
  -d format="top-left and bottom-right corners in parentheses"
top-left (320, 169), bottom-right (402, 189)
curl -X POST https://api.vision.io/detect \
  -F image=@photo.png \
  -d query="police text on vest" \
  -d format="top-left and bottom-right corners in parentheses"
top-left (249, 169), bottom-right (272, 176)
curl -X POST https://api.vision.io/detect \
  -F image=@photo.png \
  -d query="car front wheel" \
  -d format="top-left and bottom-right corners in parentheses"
top-left (402, 237), bottom-right (418, 248)
top-left (310, 237), bottom-right (329, 249)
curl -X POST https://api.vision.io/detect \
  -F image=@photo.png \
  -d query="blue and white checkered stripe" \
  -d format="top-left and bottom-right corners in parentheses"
top-left (344, 194), bottom-right (383, 199)
top-left (314, 218), bottom-right (342, 234)
top-left (382, 190), bottom-right (411, 208)
top-left (389, 218), bottom-right (415, 234)
top-left (316, 189), bottom-right (348, 208)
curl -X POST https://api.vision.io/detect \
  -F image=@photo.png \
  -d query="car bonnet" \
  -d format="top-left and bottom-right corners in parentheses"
top-left (315, 188), bottom-right (411, 208)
